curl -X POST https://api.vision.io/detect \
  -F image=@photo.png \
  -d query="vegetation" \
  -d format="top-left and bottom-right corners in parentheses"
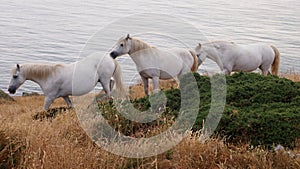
top-left (195, 72), bottom-right (300, 148)
top-left (0, 73), bottom-right (299, 168)
top-left (99, 72), bottom-right (300, 148)
top-left (0, 89), bottom-right (14, 103)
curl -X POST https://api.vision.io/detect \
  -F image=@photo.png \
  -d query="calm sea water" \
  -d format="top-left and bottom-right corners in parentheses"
top-left (0, 0), bottom-right (299, 95)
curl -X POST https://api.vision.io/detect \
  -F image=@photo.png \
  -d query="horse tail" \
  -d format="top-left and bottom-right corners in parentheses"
top-left (112, 59), bottom-right (126, 97)
top-left (189, 50), bottom-right (198, 72)
top-left (270, 45), bottom-right (280, 76)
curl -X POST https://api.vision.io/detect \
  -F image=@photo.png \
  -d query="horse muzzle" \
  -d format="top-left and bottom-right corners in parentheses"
top-left (110, 51), bottom-right (118, 59)
top-left (8, 87), bottom-right (16, 94)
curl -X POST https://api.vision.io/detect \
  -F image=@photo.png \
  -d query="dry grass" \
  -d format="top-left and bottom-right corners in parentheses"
top-left (279, 69), bottom-right (300, 82)
top-left (129, 79), bottom-right (178, 99)
top-left (0, 95), bottom-right (299, 168)
top-left (280, 72), bottom-right (300, 82)
top-left (0, 73), bottom-right (300, 168)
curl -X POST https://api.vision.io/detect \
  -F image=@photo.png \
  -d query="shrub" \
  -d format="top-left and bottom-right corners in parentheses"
top-left (98, 72), bottom-right (300, 148)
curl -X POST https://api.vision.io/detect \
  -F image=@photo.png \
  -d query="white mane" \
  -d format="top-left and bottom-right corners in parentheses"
top-left (12, 63), bottom-right (63, 79)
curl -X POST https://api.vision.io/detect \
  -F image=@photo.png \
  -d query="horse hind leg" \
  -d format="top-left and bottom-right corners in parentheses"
top-left (259, 65), bottom-right (271, 76)
top-left (141, 76), bottom-right (149, 95)
top-left (109, 78), bottom-right (115, 91)
top-left (99, 77), bottom-right (112, 99)
top-left (152, 76), bottom-right (160, 94)
top-left (261, 70), bottom-right (270, 76)
top-left (63, 96), bottom-right (73, 108)
top-left (222, 69), bottom-right (231, 75)
top-left (103, 83), bottom-right (111, 99)
top-left (173, 77), bottom-right (180, 88)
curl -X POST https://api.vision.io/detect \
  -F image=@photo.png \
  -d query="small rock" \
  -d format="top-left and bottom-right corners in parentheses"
top-left (22, 92), bottom-right (40, 97)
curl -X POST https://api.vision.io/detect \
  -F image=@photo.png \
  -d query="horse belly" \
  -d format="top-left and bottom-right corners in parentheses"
top-left (230, 49), bottom-right (262, 72)
top-left (139, 69), bottom-right (175, 79)
top-left (135, 58), bottom-right (182, 78)
top-left (71, 64), bottom-right (99, 96)
top-left (232, 60), bottom-right (261, 72)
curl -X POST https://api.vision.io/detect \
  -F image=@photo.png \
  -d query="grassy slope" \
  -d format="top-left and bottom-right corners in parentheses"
top-left (0, 73), bottom-right (300, 168)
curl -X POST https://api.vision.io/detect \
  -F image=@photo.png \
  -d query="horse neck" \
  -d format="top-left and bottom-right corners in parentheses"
top-left (129, 38), bottom-right (152, 55)
top-left (203, 45), bottom-right (222, 60)
top-left (202, 45), bottom-right (225, 69)
top-left (22, 64), bottom-right (56, 84)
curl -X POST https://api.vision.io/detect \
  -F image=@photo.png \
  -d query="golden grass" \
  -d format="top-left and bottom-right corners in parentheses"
top-left (129, 79), bottom-right (178, 99)
top-left (1, 73), bottom-right (300, 168)
top-left (278, 69), bottom-right (300, 82)
top-left (0, 94), bottom-right (299, 168)
top-left (280, 73), bottom-right (300, 82)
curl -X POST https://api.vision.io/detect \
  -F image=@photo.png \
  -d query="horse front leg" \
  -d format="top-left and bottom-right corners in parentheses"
top-left (141, 76), bottom-right (149, 95)
top-left (43, 96), bottom-right (56, 110)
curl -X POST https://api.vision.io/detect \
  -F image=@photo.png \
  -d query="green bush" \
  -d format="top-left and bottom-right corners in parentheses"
top-left (193, 72), bottom-right (300, 148)
top-left (99, 72), bottom-right (300, 148)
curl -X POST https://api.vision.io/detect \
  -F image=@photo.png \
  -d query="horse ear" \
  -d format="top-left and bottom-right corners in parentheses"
top-left (198, 43), bottom-right (202, 48)
top-left (16, 64), bottom-right (20, 71)
top-left (126, 34), bottom-right (131, 40)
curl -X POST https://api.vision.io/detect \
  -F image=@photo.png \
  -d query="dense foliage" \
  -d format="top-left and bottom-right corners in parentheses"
top-left (99, 72), bottom-right (300, 148)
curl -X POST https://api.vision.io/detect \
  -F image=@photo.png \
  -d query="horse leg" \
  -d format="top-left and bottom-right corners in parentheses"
top-left (99, 77), bottom-right (111, 99)
top-left (141, 76), bottom-right (149, 95)
top-left (222, 66), bottom-right (232, 75)
top-left (222, 69), bottom-right (231, 75)
top-left (63, 96), bottom-right (73, 108)
top-left (110, 78), bottom-right (115, 91)
top-left (259, 65), bottom-right (271, 76)
top-left (261, 70), bottom-right (269, 76)
top-left (174, 77), bottom-right (180, 88)
top-left (103, 82), bottom-right (111, 99)
top-left (43, 96), bottom-right (56, 110)
top-left (152, 76), bottom-right (160, 94)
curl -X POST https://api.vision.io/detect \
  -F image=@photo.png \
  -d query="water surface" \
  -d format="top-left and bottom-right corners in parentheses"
top-left (0, 0), bottom-right (299, 95)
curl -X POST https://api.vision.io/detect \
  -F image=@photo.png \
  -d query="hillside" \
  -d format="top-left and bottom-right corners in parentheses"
top-left (0, 72), bottom-right (300, 168)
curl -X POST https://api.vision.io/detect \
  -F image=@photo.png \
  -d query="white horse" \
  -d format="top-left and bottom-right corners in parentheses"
top-left (194, 41), bottom-right (280, 75)
top-left (110, 34), bottom-right (198, 95)
top-left (8, 53), bottom-right (125, 110)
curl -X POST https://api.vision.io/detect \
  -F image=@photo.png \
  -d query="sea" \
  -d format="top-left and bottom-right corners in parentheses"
top-left (0, 0), bottom-right (299, 95)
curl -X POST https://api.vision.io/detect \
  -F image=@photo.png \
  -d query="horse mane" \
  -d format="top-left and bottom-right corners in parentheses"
top-left (203, 41), bottom-right (235, 51)
top-left (130, 38), bottom-right (153, 54)
top-left (204, 41), bottom-right (234, 47)
top-left (13, 63), bottom-right (63, 79)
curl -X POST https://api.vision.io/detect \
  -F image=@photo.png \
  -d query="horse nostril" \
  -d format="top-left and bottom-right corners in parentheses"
top-left (8, 87), bottom-right (16, 94)
top-left (110, 51), bottom-right (117, 59)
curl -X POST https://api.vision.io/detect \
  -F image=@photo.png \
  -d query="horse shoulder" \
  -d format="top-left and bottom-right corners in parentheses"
top-left (53, 64), bottom-right (72, 84)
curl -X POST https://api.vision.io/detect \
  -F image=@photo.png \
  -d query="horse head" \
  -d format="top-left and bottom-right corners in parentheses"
top-left (194, 43), bottom-right (206, 66)
top-left (110, 34), bottom-right (132, 59)
top-left (8, 64), bottom-right (26, 94)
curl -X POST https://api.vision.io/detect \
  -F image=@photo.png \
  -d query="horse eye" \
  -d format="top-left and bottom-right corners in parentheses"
top-left (120, 44), bottom-right (124, 47)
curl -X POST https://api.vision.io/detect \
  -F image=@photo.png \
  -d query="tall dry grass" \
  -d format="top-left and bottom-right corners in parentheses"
top-left (279, 70), bottom-right (300, 82)
top-left (0, 95), bottom-right (299, 168)
top-left (1, 73), bottom-right (300, 168)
